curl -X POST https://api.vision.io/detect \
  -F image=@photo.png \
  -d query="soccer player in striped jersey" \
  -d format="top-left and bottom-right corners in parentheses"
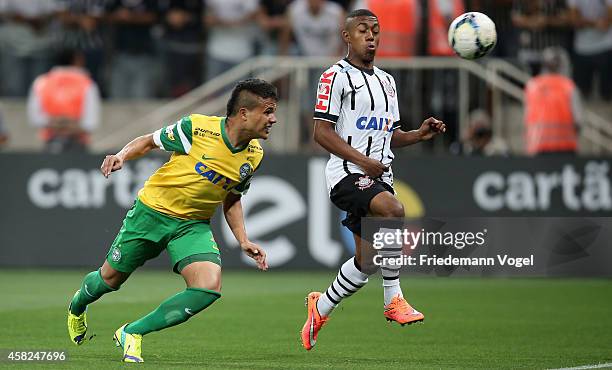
top-left (67, 79), bottom-right (277, 362)
top-left (301, 9), bottom-right (447, 350)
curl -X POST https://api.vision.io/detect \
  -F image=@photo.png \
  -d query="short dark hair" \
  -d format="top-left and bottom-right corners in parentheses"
top-left (226, 79), bottom-right (278, 117)
top-left (346, 8), bottom-right (377, 20)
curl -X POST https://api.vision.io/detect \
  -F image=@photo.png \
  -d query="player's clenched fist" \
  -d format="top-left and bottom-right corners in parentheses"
top-left (100, 154), bottom-right (124, 178)
top-left (418, 117), bottom-right (446, 141)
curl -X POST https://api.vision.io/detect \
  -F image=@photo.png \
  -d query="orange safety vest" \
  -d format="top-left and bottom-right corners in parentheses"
top-left (33, 67), bottom-right (93, 143)
top-left (428, 0), bottom-right (465, 56)
top-left (524, 74), bottom-right (578, 154)
top-left (367, 0), bottom-right (419, 57)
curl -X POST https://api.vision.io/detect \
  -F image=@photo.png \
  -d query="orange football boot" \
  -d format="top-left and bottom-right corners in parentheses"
top-left (384, 295), bottom-right (424, 326)
top-left (301, 292), bottom-right (329, 350)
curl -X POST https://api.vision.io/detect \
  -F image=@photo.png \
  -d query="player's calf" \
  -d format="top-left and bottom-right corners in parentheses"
top-left (316, 257), bottom-right (369, 317)
top-left (69, 269), bottom-right (118, 316)
top-left (122, 288), bottom-right (220, 336)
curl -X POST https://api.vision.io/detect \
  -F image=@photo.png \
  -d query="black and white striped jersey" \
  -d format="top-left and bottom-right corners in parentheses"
top-left (314, 58), bottom-right (400, 192)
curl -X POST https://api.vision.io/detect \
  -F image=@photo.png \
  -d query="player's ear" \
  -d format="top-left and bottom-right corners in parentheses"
top-left (239, 107), bottom-right (248, 121)
top-left (341, 29), bottom-right (350, 44)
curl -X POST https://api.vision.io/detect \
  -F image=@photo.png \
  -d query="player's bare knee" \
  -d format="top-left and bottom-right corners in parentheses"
top-left (188, 277), bottom-right (221, 292)
top-left (376, 202), bottom-right (404, 218)
top-left (202, 275), bottom-right (221, 292)
top-left (182, 262), bottom-right (222, 292)
top-left (390, 202), bottom-right (405, 218)
top-left (100, 262), bottom-right (129, 289)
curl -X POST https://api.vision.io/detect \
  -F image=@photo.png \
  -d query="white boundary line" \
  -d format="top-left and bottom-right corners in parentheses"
top-left (549, 363), bottom-right (612, 370)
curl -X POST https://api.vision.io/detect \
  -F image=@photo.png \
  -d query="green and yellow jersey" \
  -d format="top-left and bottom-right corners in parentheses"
top-left (138, 114), bottom-right (263, 220)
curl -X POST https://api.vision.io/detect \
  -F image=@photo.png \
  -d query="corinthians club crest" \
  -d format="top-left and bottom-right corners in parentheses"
top-left (355, 176), bottom-right (374, 190)
top-left (382, 78), bottom-right (395, 98)
top-left (239, 163), bottom-right (253, 180)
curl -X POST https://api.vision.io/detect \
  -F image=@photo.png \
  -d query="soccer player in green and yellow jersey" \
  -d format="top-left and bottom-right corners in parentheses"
top-left (67, 79), bottom-right (277, 363)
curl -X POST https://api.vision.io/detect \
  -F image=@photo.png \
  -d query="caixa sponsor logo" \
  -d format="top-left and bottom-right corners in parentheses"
top-left (356, 116), bottom-right (393, 131)
top-left (194, 162), bottom-right (233, 189)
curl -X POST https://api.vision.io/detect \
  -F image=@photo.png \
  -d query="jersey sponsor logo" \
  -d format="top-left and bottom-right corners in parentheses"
top-left (195, 162), bottom-right (233, 189)
top-left (353, 84), bottom-right (364, 91)
top-left (315, 71), bottom-right (335, 113)
top-left (239, 163), bottom-right (253, 180)
top-left (355, 176), bottom-right (374, 190)
top-left (356, 116), bottom-right (394, 131)
top-left (202, 154), bottom-right (216, 161)
top-left (194, 127), bottom-right (220, 137)
top-left (247, 144), bottom-right (262, 153)
top-left (184, 308), bottom-right (194, 316)
top-left (164, 126), bottom-right (175, 141)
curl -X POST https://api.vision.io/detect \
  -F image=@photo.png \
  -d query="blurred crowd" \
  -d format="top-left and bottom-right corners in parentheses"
top-left (0, 0), bottom-right (610, 100)
top-left (0, 0), bottom-right (609, 154)
top-left (0, 0), bottom-right (349, 99)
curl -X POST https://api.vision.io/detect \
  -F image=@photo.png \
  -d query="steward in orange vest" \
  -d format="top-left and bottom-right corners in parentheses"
top-left (524, 48), bottom-right (581, 155)
top-left (27, 50), bottom-right (101, 153)
top-left (428, 0), bottom-right (465, 56)
top-left (366, 0), bottom-right (420, 57)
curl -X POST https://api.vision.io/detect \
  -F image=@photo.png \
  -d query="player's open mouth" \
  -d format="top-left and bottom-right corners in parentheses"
top-left (367, 44), bottom-right (376, 50)
top-left (264, 125), bottom-right (272, 134)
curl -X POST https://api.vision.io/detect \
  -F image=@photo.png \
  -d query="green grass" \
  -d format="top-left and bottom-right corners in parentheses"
top-left (0, 270), bottom-right (611, 369)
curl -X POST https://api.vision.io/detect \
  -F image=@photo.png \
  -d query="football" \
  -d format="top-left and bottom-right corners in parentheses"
top-left (448, 12), bottom-right (497, 60)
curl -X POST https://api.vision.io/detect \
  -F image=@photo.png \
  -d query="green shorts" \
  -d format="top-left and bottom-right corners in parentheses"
top-left (106, 199), bottom-right (221, 274)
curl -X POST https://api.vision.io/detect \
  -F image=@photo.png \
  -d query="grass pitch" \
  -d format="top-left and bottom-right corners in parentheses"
top-left (0, 270), bottom-right (610, 369)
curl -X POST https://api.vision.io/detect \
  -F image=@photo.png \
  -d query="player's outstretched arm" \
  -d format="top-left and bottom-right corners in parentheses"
top-left (223, 193), bottom-right (268, 271)
top-left (314, 119), bottom-right (388, 178)
top-left (390, 117), bottom-right (446, 148)
top-left (100, 133), bottom-right (157, 178)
